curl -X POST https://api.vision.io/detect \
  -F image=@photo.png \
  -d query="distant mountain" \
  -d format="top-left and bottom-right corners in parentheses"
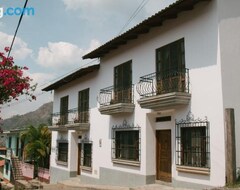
top-left (1, 102), bottom-right (53, 131)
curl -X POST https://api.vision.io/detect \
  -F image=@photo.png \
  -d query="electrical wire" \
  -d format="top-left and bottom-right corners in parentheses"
top-left (0, 59), bottom-right (99, 109)
top-left (2, 0), bottom-right (149, 109)
top-left (7, 0), bottom-right (29, 58)
top-left (118, 0), bottom-right (150, 35)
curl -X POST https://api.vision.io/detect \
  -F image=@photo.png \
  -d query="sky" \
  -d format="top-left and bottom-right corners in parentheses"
top-left (0, 0), bottom-right (176, 119)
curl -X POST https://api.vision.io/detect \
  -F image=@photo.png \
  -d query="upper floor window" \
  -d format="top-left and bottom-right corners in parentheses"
top-left (78, 88), bottom-right (89, 123)
top-left (60, 96), bottom-right (69, 125)
top-left (114, 60), bottom-right (132, 103)
top-left (156, 38), bottom-right (186, 93)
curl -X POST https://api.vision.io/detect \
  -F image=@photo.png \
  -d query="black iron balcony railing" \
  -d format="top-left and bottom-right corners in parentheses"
top-left (98, 85), bottom-right (134, 106)
top-left (52, 108), bottom-right (89, 126)
top-left (136, 69), bottom-right (189, 97)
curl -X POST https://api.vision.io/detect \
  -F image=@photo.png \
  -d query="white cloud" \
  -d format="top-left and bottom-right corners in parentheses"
top-left (85, 39), bottom-right (101, 54)
top-left (36, 39), bottom-right (100, 69)
top-left (145, 0), bottom-right (177, 15)
top-left (0, 22), bottom-right (5, 28)
top-left (62, 0), bottom-right (83, 10)
top-left (0, 31), bottom-right (32, 60)
top-left (62, 0), bottom-right (178, 35)
top-left (29, 72), bottom-right (56, 87)
top-left (62, 0), bottom-right (147, 23)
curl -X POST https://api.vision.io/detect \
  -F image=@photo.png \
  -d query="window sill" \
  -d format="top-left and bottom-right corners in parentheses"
top-left (56, 160), bottom-right (68, 166)
top-left (81, 166), bottom-right (92, 172)
top-left (112, 159), bottom-right (140, 167)
top-left (176, 165), bottom-right (210, 175)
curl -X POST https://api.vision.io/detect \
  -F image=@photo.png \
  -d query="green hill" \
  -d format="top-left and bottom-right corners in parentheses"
top-left (1, 102), bottom-right (53, 131)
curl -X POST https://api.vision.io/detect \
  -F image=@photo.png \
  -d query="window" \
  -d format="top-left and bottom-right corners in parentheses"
top-left (112, 120), bottom-right (140, 165)
top-left (181, 127), bottom-right (207, 167)
top-left (78, 89), bottom-right (89, 123)
top-left (156, 38), bottom-right (186, 93)
top-left (8, 137), bottom-right (12, 148)
top-left (82, 143), bottom-right (92, 168)
top-left (176, 114), bottom-right (210, 168)
top-left (114, 60), bottom-right (132, 103)
top-left (5, 161), bottom-right (9, 175)
top-left (16, 137), bottom-right (19, 157)
top-left (115, 130), bottom-right (139, 161)
top-left (60, 96), bottom-right (69, 125)
top-left (58, 142), bottom-right (68, 163)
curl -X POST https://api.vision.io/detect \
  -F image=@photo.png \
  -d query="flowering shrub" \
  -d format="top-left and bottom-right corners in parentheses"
top-left (0, 47), bottom-right (36, 105)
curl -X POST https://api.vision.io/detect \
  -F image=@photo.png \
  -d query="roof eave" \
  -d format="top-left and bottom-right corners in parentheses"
top-left (82, 0), bottom-right (211, 59)
top-left (42, 64), bottom-right (100, 91)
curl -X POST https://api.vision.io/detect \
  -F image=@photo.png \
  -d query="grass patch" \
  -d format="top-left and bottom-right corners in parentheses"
top-left (226, 177), bottom-right (240, 188)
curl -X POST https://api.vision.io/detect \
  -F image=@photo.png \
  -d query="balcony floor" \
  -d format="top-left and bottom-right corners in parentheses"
top-left (99, 103), bottom-right (135, 115)
top-left (138, 92), bottom-right (191, 110)
top-left (48, 123), bottom-right (90, 131)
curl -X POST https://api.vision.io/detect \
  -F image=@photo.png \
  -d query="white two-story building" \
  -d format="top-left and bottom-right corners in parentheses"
top-left (43, 0), bottom-right (240, 188)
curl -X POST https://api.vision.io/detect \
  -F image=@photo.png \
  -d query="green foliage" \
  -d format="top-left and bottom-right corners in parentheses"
top-left (226, 176), bottom-right (240, 188)
top-left (21, 124), bottom-right (51, 170)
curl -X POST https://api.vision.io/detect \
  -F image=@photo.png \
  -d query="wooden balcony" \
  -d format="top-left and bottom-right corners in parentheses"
top-left (136, 69), bottom-right (191, 110)
top-left (98, 85), bottom-right (135, 115)
top-left (49, 108), bottom-right (90, 131)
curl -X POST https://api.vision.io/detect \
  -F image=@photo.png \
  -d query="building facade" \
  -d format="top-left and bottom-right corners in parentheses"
top-left (0, 129), bottom-right (23, 181)
top-left (44, 0), bottom-right (240, 188)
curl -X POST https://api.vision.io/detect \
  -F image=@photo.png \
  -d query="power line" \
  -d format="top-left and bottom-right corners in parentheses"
top-left (118, 0), bottom-right (150, 35)
top-left (1, 59), bottom-right (99, 109)
top-left (40, 58), bottom-right (98, 89)
top-left (0, 91), bottom-right (48, 110)
top-left (7, 0), bottom-right (29, 58)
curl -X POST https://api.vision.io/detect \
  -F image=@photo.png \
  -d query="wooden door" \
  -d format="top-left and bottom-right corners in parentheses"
top-left (156, 130), bottom-right (172, 182)
top-left (77, 144), bottom-right (81, 175)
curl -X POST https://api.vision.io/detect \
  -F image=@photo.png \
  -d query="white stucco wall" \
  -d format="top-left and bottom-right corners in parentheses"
top-left (218, 0), bottom-right (240, 171)
top-left (49, 0), bottom-right (240, 187)
top-left (96, 1), bottom-right (225, 186)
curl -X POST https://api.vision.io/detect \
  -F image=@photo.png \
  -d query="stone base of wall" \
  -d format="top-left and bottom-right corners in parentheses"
top-left (172, 179), bottom-right (214, 190)
top-left (80, 167), bottom-right (155, 187)
top-left (50, 166), bottom-right (77, 184)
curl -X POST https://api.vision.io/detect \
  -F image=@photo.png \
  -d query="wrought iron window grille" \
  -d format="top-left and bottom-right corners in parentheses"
top-left (176, 112), bottom-right (210, 168)
top-left (112, 120), bottom-right (141, 162)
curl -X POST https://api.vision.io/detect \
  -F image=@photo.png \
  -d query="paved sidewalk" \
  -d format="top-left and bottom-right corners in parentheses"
top-left (42, 178), bottom-right (193, 190)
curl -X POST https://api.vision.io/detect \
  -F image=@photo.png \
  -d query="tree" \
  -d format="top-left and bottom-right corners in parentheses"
top-left (0, 47), bottom-right (36, 105)
top-left (21, 124), bottom-right (51, 177)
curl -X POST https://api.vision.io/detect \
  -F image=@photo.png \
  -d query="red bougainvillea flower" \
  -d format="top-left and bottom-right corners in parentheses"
top-left (4, 47), bottom-right (10, 52)
top-left (0, 47), bottom-right (36, 107)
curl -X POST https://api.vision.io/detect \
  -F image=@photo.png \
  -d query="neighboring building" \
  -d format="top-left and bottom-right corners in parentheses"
top-left (43, 0), bottom-right (240, 188)
top-left (0, 129), bottom-right (24, 181)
